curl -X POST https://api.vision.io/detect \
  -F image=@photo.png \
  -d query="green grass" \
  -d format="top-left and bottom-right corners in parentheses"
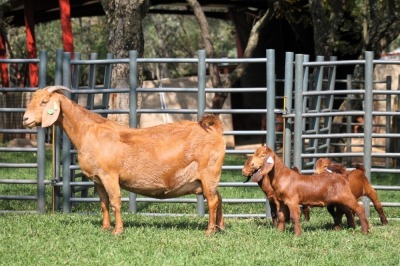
top-left (0, 212), bottom-right (399, 265)
top-left (1, 152), bottom-right (400, 265)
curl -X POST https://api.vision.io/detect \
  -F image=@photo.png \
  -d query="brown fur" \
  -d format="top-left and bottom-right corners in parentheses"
top-left (245, 146), bottom-right (369, 236)
top-left (315, 158), bottom-right (388, 227)
top-left (23, 86), bottom-right (226, 235)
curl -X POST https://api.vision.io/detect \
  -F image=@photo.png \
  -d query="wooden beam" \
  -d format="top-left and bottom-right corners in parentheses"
top-left (59, 0), bottom-right (74, 56)
top-left (24, 0), bottom-right (38, 87)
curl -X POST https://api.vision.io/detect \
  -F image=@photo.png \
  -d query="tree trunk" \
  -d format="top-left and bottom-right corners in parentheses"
top-left (187, 0), bottom-right (273, 109)
top-left (100, 0), bottom-right (149, 125)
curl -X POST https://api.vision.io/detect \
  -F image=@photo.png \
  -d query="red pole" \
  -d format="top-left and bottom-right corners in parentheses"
top-left (0, 29), bottom-right (9, 87)
top-left (23, 0), bottom-right (38, 87)
top-left (59, 0), bottom-right (74, 56)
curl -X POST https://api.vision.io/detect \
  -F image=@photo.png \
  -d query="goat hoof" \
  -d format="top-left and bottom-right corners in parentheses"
top-left (205, 227), bottom-right (218, 236)
top-left (112, 227), bottom-right (125, 235)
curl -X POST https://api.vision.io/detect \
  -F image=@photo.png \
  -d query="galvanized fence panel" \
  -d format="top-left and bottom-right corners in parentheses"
top-left (1, 49), bottom-right (399, 219)
top-left (0, 51), bottom-right (48, 213)
top-left (286, 51), bottom-right (400, 215)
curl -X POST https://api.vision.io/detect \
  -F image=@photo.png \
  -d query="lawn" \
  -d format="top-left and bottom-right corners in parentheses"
top-left (1, 152), bottom-right (400, 265)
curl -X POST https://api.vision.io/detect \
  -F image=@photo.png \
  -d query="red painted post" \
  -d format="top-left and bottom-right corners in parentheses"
top-left (23, 0), bottom-right (38, 87)
top-left (59, 0), bottom-right (74, 57)
top-left (0, 30), bottom-right (9, 87)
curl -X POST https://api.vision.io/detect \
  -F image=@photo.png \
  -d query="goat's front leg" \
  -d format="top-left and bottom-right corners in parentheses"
top-left (276, 201), bottom-right (287, 232)
top-left (94, 183), bottom-right (111, 231)
top-left (287, 202), bottom-right (302, 236)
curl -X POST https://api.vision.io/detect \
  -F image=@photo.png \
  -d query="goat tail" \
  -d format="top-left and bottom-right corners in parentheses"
top-left (199, 114), bottom-right (223, 134)
top-left (355, 164), bottom-right (366, 173)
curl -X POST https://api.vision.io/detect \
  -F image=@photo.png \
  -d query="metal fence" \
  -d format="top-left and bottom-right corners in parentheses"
top-left (0, 49), bottom-right (399, 218)
top-left (0, 51), bottom-right (48, 213)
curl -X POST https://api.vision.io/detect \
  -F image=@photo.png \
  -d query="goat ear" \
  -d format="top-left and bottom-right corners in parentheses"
top-left (262, 155), bottom-right (275, 174)
top-left (41, 99), bottom-right (60, 127)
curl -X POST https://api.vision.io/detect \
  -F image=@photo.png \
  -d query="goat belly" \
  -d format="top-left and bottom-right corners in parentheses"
top-left (119, 161), bottom-right (202, 199)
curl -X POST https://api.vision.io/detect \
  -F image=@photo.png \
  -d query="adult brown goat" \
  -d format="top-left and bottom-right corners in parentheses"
top-left (243, 146), bottom-right (369, 236)
top-left (23, 86), bottom-right (226, 235)
top-left (315, 158), bottom-right (388, 227)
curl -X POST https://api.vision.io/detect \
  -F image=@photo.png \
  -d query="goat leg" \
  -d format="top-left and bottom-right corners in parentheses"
top-left (347, 200), bottom-right (369, 234)
top-left (327, 205), bottom-right (342, 230)
top-left (215, 191), bottom-right (225, 231)
top-left (276, 202), bottom-right (287, 232)
top-left (287, 203), bottom-right (302, 236)
top-left (94, 183), bottom-right (111, 231)
top-left (365, 187), bottom-right (388, 225)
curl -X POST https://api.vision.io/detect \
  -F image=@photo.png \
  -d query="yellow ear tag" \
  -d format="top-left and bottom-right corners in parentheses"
top-left (53, 102), bottom-right (59, 111)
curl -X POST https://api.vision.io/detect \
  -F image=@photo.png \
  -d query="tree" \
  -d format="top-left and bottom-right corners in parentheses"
top-left (187, 0), bottom-right (275, 109)
top-left (100, 0), bottom-right (150, 125)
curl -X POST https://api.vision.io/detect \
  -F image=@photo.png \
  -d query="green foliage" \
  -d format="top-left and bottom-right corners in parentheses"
top-left (142, 14), bottom-right (236, 79)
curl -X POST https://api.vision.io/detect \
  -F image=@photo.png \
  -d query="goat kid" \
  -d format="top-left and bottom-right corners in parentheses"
top-left (315, 158), bottom-right (388, 226)
top-left (245, 146), bottom-right (369, 236)
top-left (23, 86), bottom-right (226, 235)
top-left (242, 156), bottom-right (310, 226)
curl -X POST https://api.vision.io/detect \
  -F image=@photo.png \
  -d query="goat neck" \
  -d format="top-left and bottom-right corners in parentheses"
top-left (56, 94), bottom-right (115, 150)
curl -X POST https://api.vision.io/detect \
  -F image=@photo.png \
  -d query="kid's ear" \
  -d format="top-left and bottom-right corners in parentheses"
top-left (261, 155), bottom-right (275, 174)
top-left (41, 99), bottom-right (60, 127)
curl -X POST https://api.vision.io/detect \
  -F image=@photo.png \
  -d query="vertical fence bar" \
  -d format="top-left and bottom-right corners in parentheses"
top-left (283, 52), bottom-right (294, 165)
top-left (363, 51), bottom-right (374, 217)
top-left (266, 49), bottom-right (275, 149)
top-left (101, 53), bottom-right (113, 117)
top-left (129, 50), bottom-right (138, 213)
top-left (53, 49), bottom-right (64, 211)
top-left (36, 50), bottom-right (47, 213)
top-left (196, 49), bottom-right (206, 216)
top-left (62, 52), bottom-right (72, 213)
top-left (294, 54), bottom-right (304, 170)
top-left (87, 53), bottom-right (98, 109)
top-left (197, 50), bottom-right (206, 117)
top-left (386, 76), bottom-right (392, 167)
top-left (263, 49), bottom-right (276, 218)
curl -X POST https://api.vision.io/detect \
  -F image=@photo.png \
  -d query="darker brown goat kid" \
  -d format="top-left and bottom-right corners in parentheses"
top-left (23, 86), bottom-right (226, 235)
top-left (315, 158), bottom-right (388, 227)
top-left (243, 146), bottom-right (370, 236)
top-left (242, 156), bottom-right (310, 226)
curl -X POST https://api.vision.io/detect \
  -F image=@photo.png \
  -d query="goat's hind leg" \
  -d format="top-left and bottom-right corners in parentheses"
top-left (202, 181), bottom-right (224, 236)
top-left (94, 182), bottom-right (111, 231)
top-left (365, 186), bottom-right (388, 225)
top-left (100, 176), bottom-right (124, 235)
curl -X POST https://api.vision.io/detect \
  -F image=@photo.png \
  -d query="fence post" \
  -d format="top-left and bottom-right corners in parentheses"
top-left (283, 52), bottom-right (294, 166)
top-left (293, 54), bottom-right (304, 170)
top-left (36, 50), bottom-right (47, 213)
top-left (129, 50), bottom-right (138, 213)
top-left (196, 49), bottom-right (206, 217)
top-left (53, 49), bottom-right (64, 211)
top-left (363, 51), bottom-right (374, 217)
top-left (266, 49), bottom-right (275, 149)
top-left (62, 52), bottom-right (72, 213)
